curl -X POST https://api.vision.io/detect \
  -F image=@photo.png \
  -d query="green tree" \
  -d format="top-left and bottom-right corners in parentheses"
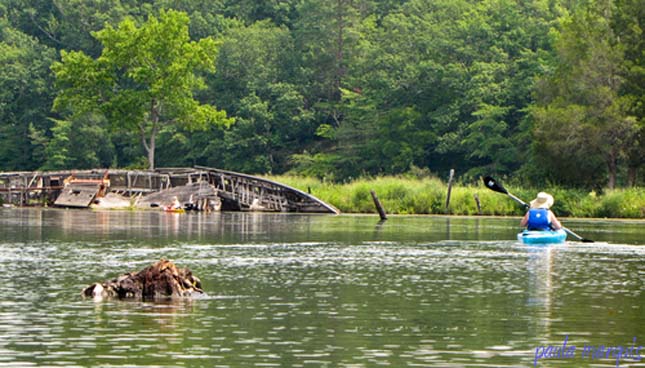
top-left (152, 0), bottom-right (234, 39)
top-left (206, 20), bottom-right (313, 174)
top-left (219, 84), bottom-right (313, 174)
top-left (3, 0), bottom-right (136, 53)
top-left (531, 2), bottom-right (638, 188)
top-left (52, 9), bottom-right (231, 170)
top-left (293, 0), bottom-right (362, 108)
top-left (222, 0), bottom-right (297, 27)
top-left (0, 20), bottom-right (56, 171)
top-left (612, 0), bottom-right (644, 185)
top-left (33, 114), bottom-right (116, 171)
top-left (305, 0), bottom-right (560, 180)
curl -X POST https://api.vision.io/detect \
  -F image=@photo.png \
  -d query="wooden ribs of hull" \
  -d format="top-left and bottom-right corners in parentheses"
top-left (0, 167), bottom-right (339, 214)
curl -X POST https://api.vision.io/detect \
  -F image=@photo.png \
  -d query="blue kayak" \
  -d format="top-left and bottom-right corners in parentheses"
top-left (517, 229), bottom-right (567, 245)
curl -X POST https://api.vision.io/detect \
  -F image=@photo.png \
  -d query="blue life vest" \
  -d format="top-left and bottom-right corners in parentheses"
top-left (527, 208), bottom-right (551, 230)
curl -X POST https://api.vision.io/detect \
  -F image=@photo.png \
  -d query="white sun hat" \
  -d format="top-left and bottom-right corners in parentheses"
top-left (530, 192), bottom-right (554, 209)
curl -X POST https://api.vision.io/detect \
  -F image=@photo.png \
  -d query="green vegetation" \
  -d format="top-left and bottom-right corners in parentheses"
top-left (0, 0), bottom-right (643, 191)
top-left (51, 10), bottom-right (231, 170)
top-left (268, 175), bottom-right (645, 218)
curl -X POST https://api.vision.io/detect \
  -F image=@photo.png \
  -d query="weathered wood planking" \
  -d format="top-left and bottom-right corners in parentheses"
top-left (0, 167), bottom-right (339, 214)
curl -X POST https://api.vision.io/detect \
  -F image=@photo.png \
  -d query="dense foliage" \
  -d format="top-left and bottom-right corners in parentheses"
top-left (0, 0), bottom-right (642, 188)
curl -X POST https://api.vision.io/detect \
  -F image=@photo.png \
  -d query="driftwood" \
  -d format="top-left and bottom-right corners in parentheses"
top-left (82, 259), bottom-right (204, 299)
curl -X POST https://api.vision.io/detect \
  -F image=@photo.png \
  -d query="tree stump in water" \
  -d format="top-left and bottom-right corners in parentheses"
top-left (82, 259), bottom-right (204, 299)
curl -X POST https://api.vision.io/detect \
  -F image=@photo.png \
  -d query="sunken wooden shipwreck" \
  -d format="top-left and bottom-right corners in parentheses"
top-left (0, 166), bottom-right (339, 214)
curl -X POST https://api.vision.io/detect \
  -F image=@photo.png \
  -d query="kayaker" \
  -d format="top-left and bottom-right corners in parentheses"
top-left (162, 196), bottom-right (184, 212)
top-left (520, 192), bottom-right (562, 230)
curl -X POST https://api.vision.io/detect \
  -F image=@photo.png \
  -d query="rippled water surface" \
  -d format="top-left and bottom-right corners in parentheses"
top-left (0, 209), bottom-right (643, 367)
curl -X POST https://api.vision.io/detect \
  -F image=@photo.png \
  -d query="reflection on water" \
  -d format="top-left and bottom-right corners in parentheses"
top-left (0, 209), bottom-right (643, 367)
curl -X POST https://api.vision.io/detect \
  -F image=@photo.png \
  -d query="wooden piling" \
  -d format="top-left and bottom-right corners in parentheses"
top-left (474, 193), bottom-right (482, 215)
top-left (370, 190), bottom-right (387, 220)
top-left (445, 169), bottom-right (455, 212)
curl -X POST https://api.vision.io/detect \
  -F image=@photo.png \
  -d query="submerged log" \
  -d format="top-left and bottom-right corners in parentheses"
top-left (82, 259), bottom-right (204, 299)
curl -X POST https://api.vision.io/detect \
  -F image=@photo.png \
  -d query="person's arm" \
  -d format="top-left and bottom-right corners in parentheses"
top-left (549, 211), bottom-right (562, 230)
top-left (520, 212), bottom-right (529, 227)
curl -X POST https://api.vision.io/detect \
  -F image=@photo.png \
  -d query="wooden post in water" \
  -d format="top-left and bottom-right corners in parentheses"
top-left (474, 193), bottom-right (482, 215)
top-left (445, 169), bottom-right (455, 213)
top-left (370, 190), bottom-right (387, 220)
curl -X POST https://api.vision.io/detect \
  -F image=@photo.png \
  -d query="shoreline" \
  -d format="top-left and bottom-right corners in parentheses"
top-left (3, 206), bottom-right (644, 224)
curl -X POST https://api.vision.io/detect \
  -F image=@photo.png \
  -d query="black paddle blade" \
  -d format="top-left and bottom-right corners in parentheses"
top-left (482, 176), bottom-right (508, 194)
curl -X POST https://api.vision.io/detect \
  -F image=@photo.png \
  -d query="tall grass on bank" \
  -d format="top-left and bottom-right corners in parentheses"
top-left (266, 175), bottom-right (645, 219)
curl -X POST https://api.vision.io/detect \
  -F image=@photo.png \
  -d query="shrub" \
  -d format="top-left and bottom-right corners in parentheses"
top-left (262, 174), bottom-right (644, 218)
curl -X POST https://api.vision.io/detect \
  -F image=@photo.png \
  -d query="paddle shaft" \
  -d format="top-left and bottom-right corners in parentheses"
top-left (562, 227), bottom-right (594, 242)
top-left (507, 193), bottom-right (529, 209)
top-left (563, 227), bottom-right (582, 240)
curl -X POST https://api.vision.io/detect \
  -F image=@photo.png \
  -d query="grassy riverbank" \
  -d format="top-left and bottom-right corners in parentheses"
top-left (266, 175), bottom-right (645, 218)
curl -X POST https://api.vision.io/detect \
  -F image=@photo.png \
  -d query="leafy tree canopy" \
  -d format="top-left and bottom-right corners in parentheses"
top-left (52, 9), bottom-right (232, 169)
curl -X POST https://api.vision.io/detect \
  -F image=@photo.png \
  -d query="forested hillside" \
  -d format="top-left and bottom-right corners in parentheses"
top-left (0, 0), bottom-right (642, 188)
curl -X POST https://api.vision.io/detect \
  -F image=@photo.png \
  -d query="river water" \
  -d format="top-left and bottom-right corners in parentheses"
top-left (0, 208), bottom-right (643, 367)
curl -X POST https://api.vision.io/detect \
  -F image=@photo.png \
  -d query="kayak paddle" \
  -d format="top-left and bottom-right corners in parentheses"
top-left (482, 176), bottom-right (529, 209)
top-left (561, 227), bottom-right (594, 243)
top-left (482, 176), bottom-right (594, 243)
